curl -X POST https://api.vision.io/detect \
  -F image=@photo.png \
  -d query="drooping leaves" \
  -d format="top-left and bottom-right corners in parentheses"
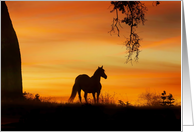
top-left (109, 1), bottom-right (148, 63)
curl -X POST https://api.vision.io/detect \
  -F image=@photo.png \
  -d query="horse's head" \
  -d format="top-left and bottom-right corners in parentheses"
top-left (97, 66), bottom-right (107, 79)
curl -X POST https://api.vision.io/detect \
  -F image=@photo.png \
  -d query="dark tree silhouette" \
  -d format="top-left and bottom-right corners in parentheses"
top-left (109, 1), bottom-right (160, 63)
top-left (161, 91), bottom-right (175, 106)
top-left (168, 93), bottom-right (175, 106)
top-left (161, 91), bottom-right (167, 106)
top-left (35, 94), bottom-right (40, 101)
top-left (1, 1), bottom-right (23, 100)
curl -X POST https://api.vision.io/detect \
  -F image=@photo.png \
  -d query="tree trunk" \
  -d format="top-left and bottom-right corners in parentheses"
top-left (1, 1), bottom-right (23, 100)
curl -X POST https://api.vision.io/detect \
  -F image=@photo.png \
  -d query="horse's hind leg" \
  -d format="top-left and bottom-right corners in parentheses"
top-left (78, 89), bottom-right (82, 103)
top-left (84, 92), bottom-right (88, 103)
top-left (92, 92), bottom-right (96, 103)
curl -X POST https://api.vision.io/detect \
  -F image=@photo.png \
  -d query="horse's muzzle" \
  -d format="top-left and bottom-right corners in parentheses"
top-left (103, 75), bottom-right (107, 79)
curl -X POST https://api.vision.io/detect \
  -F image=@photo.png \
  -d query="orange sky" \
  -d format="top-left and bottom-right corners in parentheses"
top-left (6, 1), bottom-right (181, 104)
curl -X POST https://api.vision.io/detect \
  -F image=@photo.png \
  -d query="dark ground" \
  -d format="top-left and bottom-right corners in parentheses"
top-left (1, 100), bottom-right (181, 131)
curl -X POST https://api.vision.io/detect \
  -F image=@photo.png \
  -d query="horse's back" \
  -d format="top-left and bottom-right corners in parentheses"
top-left (75, 74), bottom-right (91, 85)
top-left (75, 74), bottom-right (90, 82)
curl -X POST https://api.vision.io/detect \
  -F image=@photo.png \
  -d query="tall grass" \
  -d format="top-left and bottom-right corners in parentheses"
top-left (18, 90), bottom-right (181, 107)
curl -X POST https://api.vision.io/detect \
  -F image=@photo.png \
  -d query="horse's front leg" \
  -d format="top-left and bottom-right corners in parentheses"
top-left (97, 90), bottom-right (101, 103)
top-left (84, 92), bottom-right (88, 103)
top-left (78, 89), bottom-right (82, 103)
top-left (92, 92), bottom-right (96, 103)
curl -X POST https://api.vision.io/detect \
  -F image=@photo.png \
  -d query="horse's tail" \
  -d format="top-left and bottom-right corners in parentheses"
top-left (68, 84), bottom-right (78, 102)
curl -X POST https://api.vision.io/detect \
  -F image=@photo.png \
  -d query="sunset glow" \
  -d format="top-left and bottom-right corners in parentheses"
top-left (6, 1), bottom-right (181, 104)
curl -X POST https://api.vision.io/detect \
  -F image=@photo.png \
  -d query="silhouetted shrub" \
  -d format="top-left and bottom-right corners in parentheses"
top-left (138, 90), bottom-right (161, 106)
top-left (34, 94), bottom-right (40, 102)
top-left (23, 92), bottom-right (41, 102)
top-left (99, 92), bottom-right (116, 104)
top-left (161, 91), bottom-right (167, 106)
top-left (118, 100), bottom-right (132, 106)
top-left (161, 92), bottom-right (175, 106)
top-left (23, 91), bottom-right (34, 100)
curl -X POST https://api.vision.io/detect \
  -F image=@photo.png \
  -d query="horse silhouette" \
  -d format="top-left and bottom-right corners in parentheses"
top-left (68, 66), bottom-right (107, 103)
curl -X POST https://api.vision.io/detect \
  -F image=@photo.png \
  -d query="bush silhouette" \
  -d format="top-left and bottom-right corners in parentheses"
top-left (35, 94), bottom-right (40, 101)
top-left (161, 91), bottom-right (175, 106)
top-left (161, 91), bottom-right (167, 106)
top-left (138, 90), bottom-right (161, 106)
top-left (138, 90), bottom-right (177, 107)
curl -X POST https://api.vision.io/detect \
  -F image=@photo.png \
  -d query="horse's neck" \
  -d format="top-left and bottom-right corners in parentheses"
top-left (91, 72), bottom-right (101, 82)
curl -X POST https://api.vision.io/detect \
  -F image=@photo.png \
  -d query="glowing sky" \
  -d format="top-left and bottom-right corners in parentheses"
top-left (5, 1), bottom-right (181, 104)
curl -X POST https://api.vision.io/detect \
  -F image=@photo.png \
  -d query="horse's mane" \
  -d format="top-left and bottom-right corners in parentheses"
top-left (92, 68), bottom-right (101, 77)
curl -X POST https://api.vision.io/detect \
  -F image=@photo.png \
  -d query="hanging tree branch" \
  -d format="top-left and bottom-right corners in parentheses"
top-left (108, 5), bottom-right (122, 37)
top-left (109, 1), bottom-right (159, 64)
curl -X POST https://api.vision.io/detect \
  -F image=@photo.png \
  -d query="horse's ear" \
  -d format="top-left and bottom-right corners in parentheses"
top-left (101, 65), bottom-right (103, 68)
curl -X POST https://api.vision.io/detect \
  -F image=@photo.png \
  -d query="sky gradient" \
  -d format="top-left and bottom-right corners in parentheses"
top-left (6, 1), bottom-right (181, 104)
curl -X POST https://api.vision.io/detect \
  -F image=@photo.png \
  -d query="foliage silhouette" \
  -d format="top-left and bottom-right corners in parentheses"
top-left (161, 90), bottom-right (167, 105)
top-left (35, 94), bottom-right (40, 102)
top-left (98, 92), bottom-right (115, 104)
top-left (68, 66), bottom-right (107, 103)
top-left (138, 90), bottom-right (177, 106)
top-left (168, 94), bottom-right (175, 106)
top-left (161, 91), bottom-right (175, 106)
top-left (138, 90), bottom-right (161, 106)
top-left (109, 1), bottom-right (160, 63)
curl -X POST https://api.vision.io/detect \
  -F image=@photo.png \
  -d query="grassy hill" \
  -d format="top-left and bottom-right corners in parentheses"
top-left (1, 98), bottom-right (181, 131)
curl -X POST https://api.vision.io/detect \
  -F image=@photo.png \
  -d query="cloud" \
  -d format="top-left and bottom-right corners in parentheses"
top-left (142, 36), bottom-right (181, 50)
